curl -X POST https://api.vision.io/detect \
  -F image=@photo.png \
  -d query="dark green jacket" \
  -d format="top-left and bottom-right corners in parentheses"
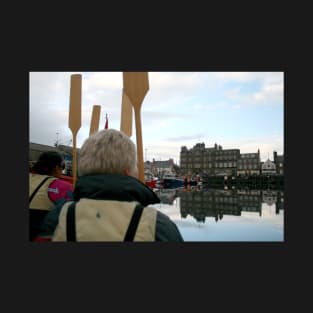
top-left (39, 173), bottom-right (184, 242)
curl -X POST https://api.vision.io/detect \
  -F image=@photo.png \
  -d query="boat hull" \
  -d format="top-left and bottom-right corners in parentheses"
top-left (162, 178), bottom-right (184, 188)
top-left (145, 180), bottom-right (157, 189)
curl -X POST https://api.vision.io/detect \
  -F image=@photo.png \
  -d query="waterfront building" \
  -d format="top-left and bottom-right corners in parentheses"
top-left (180, 143), bottom-right (240, 177)
top-left (151, 158), bottom-right (175, 177)
top-left (180, 142), bottom-right (284, 179)
top-left (261, 159), bottom-right (276, 175)
top-left (144, 160), bottom-right (153, 173)
top-left (237, 150), bottom-right (261, 176)
top-left (273, 151), bottom-right (284, 175)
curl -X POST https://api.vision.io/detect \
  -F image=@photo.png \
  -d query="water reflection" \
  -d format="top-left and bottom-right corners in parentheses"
top-left (154, 188), bottom-right (179, 205)
top-left (155, 187), bottom-right (284, 224)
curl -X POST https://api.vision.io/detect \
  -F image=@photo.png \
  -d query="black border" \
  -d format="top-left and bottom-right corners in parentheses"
top-left (6, 12), bottom-right (306, 306)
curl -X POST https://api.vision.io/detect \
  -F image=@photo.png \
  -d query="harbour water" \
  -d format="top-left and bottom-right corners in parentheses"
top-left (149, 186), bottom-right (284, 242)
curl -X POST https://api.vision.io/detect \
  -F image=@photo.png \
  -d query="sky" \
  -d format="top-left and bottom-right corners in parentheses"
top-left (29, 72), bottom-right (284, 164)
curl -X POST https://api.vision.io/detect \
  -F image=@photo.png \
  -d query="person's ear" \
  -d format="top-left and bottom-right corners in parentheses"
top-left (52, 165), bottom-right (62, 178)
top-left (125, 167), bottom-right (139, 179)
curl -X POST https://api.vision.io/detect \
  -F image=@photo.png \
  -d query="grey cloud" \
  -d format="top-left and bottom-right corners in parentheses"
top-left (165, 134), bottom-right (206, 142)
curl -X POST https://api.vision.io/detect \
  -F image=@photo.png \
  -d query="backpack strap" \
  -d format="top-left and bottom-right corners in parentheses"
top-left (124, 204), bottom-right (144, 242)
top-left (66, 202), bottom-right (77, 242)
top-left (29, 176), bottom-right (52, 204)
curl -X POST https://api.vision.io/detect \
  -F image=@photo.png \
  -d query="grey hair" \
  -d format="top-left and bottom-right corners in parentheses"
top-left (78, 129), bottom-right (138, 177)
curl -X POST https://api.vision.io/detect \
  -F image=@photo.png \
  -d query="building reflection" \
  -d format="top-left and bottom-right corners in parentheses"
top-left (154, 188), bottom-right (179, 205)
top-left (177, 188), bottom-right (284, 223)
top-left (262, 190), bottom-right (284, 215)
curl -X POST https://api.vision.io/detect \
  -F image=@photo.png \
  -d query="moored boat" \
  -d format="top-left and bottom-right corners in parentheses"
top-left (161, 173), bottom-right (184, 188)
top-left (144, 171), bottom-right (158, 189)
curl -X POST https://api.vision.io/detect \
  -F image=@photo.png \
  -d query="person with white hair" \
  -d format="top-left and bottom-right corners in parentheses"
top-left (36, 129), bottom-right (183, 242)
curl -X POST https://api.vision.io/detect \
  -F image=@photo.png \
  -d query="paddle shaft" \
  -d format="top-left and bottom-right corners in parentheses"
top-left (68, 74), bottom-right (82, 189)
top-left (71, 135), bottom-right (77, 188)
top-left (134, 106), bottom-right (144, 182)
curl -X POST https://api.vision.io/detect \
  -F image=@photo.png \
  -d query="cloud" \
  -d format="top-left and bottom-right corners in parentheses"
top-left (150, 72), bottom-right (203, 89)
top-left (83, 72), bottom-right (122, 91)
top-left (165, 134), bottom-right (206, 142)
top-left (29, 72), bottom-right (125, 147)
top-left (210, 72), bottom-right (283, 85)
top-left (252, 82), bottom-right (283, 104)
top-left (29, 72), bottom-right (284, 163)
top-left (223, 73), bottom-right (284, 108)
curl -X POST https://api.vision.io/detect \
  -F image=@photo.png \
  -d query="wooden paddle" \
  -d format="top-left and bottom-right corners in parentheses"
top-left (89, 105), bottom-right (101, 136)
top-left (120, 89), bottom-right (133, 137)
top-left (68, 74), bottom-right (82, 188)
top-left (123, 72), bottom-right (149, 183)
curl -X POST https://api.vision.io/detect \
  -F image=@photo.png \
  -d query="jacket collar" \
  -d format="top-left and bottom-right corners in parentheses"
top-left (74, 173), bottom-right (160, 206)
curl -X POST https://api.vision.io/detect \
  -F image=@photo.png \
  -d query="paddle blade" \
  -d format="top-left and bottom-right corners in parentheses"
top-left (120, 89), bottom-right (133, 137)
top-left (123, 72), bottom-right (149, 108)
top-left (69, 74), bottom-right (82, 136)
top-left (123, 72), bottom-right (149, 183)
top-left (89, 105), bottom-right (101, 136)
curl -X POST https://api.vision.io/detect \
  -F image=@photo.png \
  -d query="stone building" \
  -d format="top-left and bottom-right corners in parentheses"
top-left (151, 158), bottom-right (175, 177)
top-left (261, 159), bottom-right (276, 175)
top-left (180, 143), bottom-right (240, 177)
top-left (273, 151), bottom-right (284, 175)
top-left (237, 150), bottom-right (261, 176)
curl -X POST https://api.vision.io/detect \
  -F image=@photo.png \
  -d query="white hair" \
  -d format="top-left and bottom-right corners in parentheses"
top-left (78, 129), bottom-right (138, 177)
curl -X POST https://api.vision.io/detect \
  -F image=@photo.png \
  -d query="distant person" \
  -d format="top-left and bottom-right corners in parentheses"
top-left (29, 151), bottom-right (73, 241)
top-left (38, 129), bottom-right (184, 242)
